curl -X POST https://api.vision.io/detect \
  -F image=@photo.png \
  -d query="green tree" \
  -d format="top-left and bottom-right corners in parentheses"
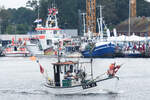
top-left (0, 8), bottom-right (10, 34)
top-left (2, 0), bottom-right (150, 34)
top-left (8, 7), bottom-right (36, 26)
top-left (16, 24), bottom-right (29, 34)
top-left (5, 24), bottom-right (15, 34)
top-left (137, 0), bottom-right (150, 17)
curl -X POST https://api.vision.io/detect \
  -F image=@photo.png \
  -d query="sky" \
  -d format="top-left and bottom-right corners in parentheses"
top-left (0, 0), bottom-right (27, 9)
top-left (145, 0), bottom-right (150, 2)
top-left (1, 0), bottom-right (150, 9)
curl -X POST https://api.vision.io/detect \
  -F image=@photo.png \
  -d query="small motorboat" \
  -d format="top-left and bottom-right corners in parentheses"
top-left (44, 60), bottom-right (120, 94)
top-left (36, 44), bottom-right (121, 94)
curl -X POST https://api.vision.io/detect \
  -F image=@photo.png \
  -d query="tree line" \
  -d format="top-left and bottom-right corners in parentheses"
top-left (0, 0), bottom-right (150, 34)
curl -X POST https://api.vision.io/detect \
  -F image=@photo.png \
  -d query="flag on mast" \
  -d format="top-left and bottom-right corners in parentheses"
top-left (39, 64), bottom-right (44, 74)
top-left (34, 19), bottom-right (42, 23)
top-left (30, 56), bottom-right (44, 74)
top-left (36, 59), bottom-right (44, 74)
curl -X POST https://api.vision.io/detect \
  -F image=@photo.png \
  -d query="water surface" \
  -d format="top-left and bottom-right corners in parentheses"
top-left (0, 57), bottom-right (150, 100)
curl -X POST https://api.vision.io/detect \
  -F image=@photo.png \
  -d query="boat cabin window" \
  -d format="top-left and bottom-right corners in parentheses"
top-left (14, 46), bottom-right (17, 51)
top-left (64, 66), bottom-right (66, 73)
top-left (37, 31), bottom-right (43, 34)
top-left (47, 40), bottom-right (52, 45)
top-left (54, 30), bottom-right (57, 34)
top-left (48, 21), bottom-right (51, 27)
top-left (30, 39), bottom-right (39, 44)
top-left (52, 23), bottom-right (56, 27)
top-left (70, 65), bottom-right (73, 73)
top-left (63, 64), bottom-right (74, 74)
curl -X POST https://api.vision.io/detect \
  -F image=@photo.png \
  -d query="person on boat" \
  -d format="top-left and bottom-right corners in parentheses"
top-left (64, 71), bottom-right (73, 79)
top-left (107, 62), bottom-right (120, 77)
top-left (64, 70), bottom-right (78, 80)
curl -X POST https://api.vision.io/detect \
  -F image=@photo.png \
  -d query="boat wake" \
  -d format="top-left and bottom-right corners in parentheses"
top-left (0, 89), bottom-right (49, 95)
top-left (0, 88), bottom-right (124, 96)
top-left (55, 89), bottom-right (124, 96)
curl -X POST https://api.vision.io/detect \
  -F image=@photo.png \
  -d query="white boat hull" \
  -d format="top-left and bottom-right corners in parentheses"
top-left (45, 84), bottom-right (98, 94)
top-left (4, 52), bottom-right (30, 57)
top-left (44, 77), bottom-right (119, 94)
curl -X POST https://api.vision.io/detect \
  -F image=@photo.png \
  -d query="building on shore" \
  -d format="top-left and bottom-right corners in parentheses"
top-left (116, 17), bottom-right (150, 37)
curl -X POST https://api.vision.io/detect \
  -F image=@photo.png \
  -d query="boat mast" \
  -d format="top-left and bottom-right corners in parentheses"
top-left (90, 45), bottom-right (94, 80)
top-left (97, 18), bottom-right (100, 38)
top-left (37, 0), bottom-right (40, 21)
top-left (100, 5), bottom-right (103, 38)
top-left (36, 0), bottom-right (41, 29)
top-left (97, 5), bottom-right (103, 39)
top-left (57, 41), bottom-right (60, 62)
top-left (90, 58), bottom-right (93, 80)
top-left (81, 13), bottom-right (86, 37)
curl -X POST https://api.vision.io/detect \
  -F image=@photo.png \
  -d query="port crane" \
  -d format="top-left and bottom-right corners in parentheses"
top-left (86, 0), bottom-right (96, 34)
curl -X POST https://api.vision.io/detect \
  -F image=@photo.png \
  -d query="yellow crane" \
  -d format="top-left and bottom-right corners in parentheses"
top-left (130, 0), bottom-right (136, 17)
top-left (86, 0), bottom-right (96, 33)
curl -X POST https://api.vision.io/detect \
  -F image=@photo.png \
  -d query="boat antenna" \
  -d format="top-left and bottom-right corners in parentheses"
top-left (90, 43), bottom-right (95, 80)
top-left (57, 40), bottom-right (61, 62)
top-left (97, 5), bottom-right (104, 39)
top-left (81, 13), bottom-right (86, 36)
top-left (90, 57), bottom-right (93, 80)
top-left (37, 0), bottom-right (40, 21)
top-left (54, 0), bottom-right (56, 5)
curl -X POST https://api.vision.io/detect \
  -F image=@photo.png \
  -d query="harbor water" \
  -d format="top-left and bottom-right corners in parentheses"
top-left (0, 57), bottom-right (150, 100)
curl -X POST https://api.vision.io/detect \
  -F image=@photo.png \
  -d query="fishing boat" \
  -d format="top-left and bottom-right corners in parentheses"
top-left (36, 43), bottom-right (121, 94)
top-left (81, 40), bottom-right (116, 58)
top-left (80, 5), bottom-right (116, 58)
top-left (44, 61), bottom-right (119, 94)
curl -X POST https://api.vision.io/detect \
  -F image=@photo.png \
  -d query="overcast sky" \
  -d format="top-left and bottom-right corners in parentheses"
top-left (145, 0), bottom-right (150, 2)
top-left (0, 0), bottom-right (27, 9)
top-left (1, 0), bottom-right (150, 9)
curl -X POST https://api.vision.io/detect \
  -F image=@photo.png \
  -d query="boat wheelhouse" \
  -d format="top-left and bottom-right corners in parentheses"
top-left (45, 60), bottom-right (99, 94)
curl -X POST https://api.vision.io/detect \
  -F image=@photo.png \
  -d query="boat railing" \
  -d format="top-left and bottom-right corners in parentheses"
top-left (47, 79), bottom-right (81, 87)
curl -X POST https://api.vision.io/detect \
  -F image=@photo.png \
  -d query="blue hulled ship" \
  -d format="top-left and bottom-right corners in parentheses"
top-left (81, 42), bottom-right (116, 58)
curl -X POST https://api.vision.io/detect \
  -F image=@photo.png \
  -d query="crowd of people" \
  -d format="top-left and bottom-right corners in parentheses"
top-left (116, 42), bottom-right (150, 54)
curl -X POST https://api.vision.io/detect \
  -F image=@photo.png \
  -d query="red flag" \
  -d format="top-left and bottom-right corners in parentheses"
top-left (39, 64), bottom-right (44, 74)
top-left (54, 51), bottom-right (57, 55)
